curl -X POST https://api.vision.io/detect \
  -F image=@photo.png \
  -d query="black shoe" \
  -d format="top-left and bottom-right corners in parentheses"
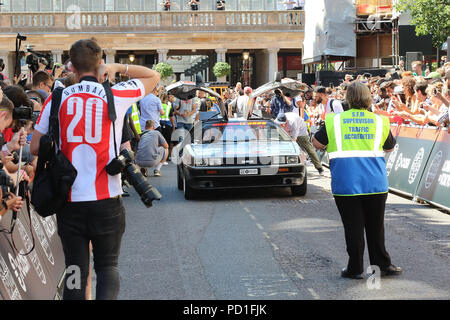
top-left (341, 268), bottom-right (364, 280)
top-left (140, 168), bottom-right (148, 177)
top-left (122, 189), bottom-right (130, 197)
top-left (318, 168), bottom-right (324, 175)
top-left (380, 265), bottom-right (402, 276)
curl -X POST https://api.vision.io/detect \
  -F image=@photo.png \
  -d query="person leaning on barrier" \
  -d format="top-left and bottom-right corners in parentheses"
top-left (312, 81), bottom-right (402, 279)
top-left (30, 38), bottom-right (160, 300)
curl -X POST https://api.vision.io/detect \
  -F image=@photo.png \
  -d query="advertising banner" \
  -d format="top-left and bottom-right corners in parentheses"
top-left (385, 125), bottom-right (440, 196)
top-left (0, 206), bottom-right (65, 300)
top-left (416, 128), bottom-right (450, 210)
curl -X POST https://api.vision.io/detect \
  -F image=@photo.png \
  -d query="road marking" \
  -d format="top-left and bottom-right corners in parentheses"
top-left (308, 288), bottom-right (320, 300)
top-left (271, 243), bottom-right (279, 251)
top-left (244, 207), bottom-right (250, 213)
top-left (263, 232), bottom-right (271, 239)
top-left (249, 214), bottom-right (256, 221)
top-left (256, 223), bottom-right (264, 230)
top-left (295, 272), bottom-right (304, 280)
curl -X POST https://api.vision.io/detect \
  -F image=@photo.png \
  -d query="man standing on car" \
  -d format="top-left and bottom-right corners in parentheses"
top-left (30, 38), bottom-right (160, 300)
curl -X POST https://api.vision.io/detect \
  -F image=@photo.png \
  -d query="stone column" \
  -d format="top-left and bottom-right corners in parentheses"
top-left (215, 48), bottom-right (227, 63)
top-left (157, 49), bottom-right (169, 63)
top-left (104, 48), bottom-right (116, 64)
top-left (267, 47), bottom-right (279, 83)
top-left (52, 50), bottom-right (64, 64)
top-left (0, 50), bottom-right (15, 81)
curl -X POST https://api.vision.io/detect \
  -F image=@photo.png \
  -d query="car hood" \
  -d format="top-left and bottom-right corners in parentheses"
top-left (189, 141), bottom-right (299, 158)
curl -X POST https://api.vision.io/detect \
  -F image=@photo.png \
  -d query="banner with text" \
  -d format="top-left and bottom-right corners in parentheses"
top-left (0, 207), bottom-right (65, 300)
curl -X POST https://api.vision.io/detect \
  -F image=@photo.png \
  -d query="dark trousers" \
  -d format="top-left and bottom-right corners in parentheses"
top-left (56, 197), bottom-right (126, 300)
top-left (334, 193), bottom-right (392, 274)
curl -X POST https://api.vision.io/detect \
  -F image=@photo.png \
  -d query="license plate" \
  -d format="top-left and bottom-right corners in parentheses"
top-left (240, 169), bottom-right (258, 175)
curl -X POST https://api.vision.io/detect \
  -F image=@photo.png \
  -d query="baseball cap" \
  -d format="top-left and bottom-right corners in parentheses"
top-left (275, 113), bottom-right (287, 125)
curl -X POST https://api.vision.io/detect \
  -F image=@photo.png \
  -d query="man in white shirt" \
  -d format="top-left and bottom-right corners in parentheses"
top-left (314, 86), bottom-right (344, 121)
top-left (30, 38), bottom-right (160, 300)
top-left (275, 112), bottom-right (324, 175)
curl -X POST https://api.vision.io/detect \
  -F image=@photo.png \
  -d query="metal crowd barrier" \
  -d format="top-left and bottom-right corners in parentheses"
top-left (313, 124), bottom-right (450, 211)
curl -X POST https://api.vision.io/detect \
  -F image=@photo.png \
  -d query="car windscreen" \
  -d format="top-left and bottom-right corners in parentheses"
top-left (199, 121), bottom-right (292, 143)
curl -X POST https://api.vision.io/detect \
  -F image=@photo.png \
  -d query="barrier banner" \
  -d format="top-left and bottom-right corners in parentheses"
top-left (385, 125), bottom-right (440, 197)
top-left (416, 128), bottom-right (450, 210)
top-left (0, 206), bottom-right (65, 300)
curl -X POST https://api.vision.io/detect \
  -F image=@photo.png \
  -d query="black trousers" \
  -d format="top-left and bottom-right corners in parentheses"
top-left (56, 197), bottom-right (126, 300)
top-left (334, 193), bottom-right (392, 274)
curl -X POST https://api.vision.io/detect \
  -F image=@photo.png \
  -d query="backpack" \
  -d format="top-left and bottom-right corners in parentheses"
top-left (31, 87), bottom-right (77, 217)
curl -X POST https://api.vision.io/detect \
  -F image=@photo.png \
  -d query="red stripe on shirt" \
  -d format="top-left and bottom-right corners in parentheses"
top-left (111, 88), bottom-right (141, 98)
top-left (36, 93), bottom-right (53, 125)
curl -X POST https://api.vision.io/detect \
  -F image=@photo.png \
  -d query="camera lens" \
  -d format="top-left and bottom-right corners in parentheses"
top-left (124, 164), bottom-right (161, 207)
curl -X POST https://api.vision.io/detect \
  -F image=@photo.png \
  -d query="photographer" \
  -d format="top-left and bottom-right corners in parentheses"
top-left (31, 71), bottom-right (54, 101)
top-left (0, 96), bottom-right (26, 221)
top-left (30, 38), bottom-right (160, 300)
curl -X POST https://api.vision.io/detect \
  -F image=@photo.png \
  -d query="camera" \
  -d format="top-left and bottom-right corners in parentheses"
top-left (0, 165), bottom-right (15, 200)
top-left (106, 149), bottom-right (162, 207)
top-left (13, 105), bottom-right (33, 122)
top-left (25, 45), bottom-right (54, 74)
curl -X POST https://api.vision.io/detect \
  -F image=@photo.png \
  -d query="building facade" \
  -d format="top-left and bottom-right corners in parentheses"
top-left (0, 0), bottom-right (304, 87)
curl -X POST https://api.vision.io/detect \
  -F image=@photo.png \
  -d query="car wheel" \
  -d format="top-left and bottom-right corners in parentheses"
top-left (177, 165), bottom-right (183, 190)
top-left (291, 175), bottom-right (307, 196)
top-left (183, 175), bottom-right (197, 200)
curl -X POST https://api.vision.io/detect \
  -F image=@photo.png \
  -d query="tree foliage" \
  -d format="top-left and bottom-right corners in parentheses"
top-left (394, 0), bottom-right (450, 48)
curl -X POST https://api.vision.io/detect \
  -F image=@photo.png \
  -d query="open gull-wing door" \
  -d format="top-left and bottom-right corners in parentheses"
top-left (166, 81), bottom-right (228, 120)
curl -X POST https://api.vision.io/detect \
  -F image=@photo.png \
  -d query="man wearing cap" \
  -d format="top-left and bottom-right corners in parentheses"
top-left (314, 86), bottom-right (344, 121)
top-left (276, 112), bottom-right (324, 175)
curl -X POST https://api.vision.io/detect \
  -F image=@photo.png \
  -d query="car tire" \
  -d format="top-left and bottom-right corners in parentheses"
top-left (291, 175), bottom-right (307, 196)
top-left (183, 175), bottom-right (197, 200)
top-left (177, 165), bottom-right (183, 190)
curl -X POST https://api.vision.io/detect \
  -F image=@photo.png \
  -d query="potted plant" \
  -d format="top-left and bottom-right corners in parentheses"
top-left (213, 62), bottom-right (231, 82)
top-left (154, 62), bottom-right (174, 81)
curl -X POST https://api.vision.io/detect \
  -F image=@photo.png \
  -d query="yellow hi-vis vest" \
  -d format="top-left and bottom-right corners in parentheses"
top-left (160, 102), bottom-right (172, 123)
top-left (131, 103), bottom-right (142, 134)
top-left (325, 109), bottom-right (391, 196)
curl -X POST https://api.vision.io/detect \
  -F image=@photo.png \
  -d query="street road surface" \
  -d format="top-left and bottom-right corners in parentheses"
top-left (114, 163), bottom-right (450, 300)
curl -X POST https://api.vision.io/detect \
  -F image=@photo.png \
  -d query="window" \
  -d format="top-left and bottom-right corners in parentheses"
top-left (130, 0), bottom-right (141, 11)
top-left (78, 0), bottom-right (89, 11)
top-left (64, 0), bottom-right (78, 11)
top-left (40, 0), bottom-right (53, 11)
top-left (143, 0), bottom-right (156, 11)
top-left (105, 0), bottom-right (114, 11)
top-left (0, 0), bottom-right (11, 12)
top-left (13, 1), bottom-right (25, 11)
top-left (54, 0), bottom-right (63, 11)
top-left (92, 1), bottom-right (103, 11)
top-left (117, 0), bottom-right (129, 11)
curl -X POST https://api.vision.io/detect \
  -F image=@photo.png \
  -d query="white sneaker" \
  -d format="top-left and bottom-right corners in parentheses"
top-left (163, 162), bottom-right (169, 166)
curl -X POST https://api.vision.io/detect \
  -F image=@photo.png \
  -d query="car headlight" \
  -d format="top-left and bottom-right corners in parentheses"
top-left (286, 156), bottom-right (299, 164)
top-left (208, 158), bottom-right (222, 166)
top-left (194, 157), bottom-right (208, 167)
top-left (274, 156), bottom-right (286, 164)
top-left (193, 157), bottom-right (222, 167)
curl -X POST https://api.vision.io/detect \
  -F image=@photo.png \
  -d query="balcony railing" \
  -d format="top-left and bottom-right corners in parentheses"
top-left (0, 10), bottom-right (304, 33)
